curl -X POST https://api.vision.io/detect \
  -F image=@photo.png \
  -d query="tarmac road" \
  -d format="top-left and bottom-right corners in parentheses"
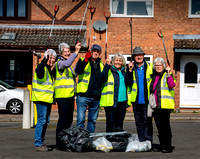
top-left (0, 118), bottom-right (200, 159)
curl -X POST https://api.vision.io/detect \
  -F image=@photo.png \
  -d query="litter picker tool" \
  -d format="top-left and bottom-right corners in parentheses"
top-left (129, 17), bottom-right (133, 62)
top-left (47, 5), bottom-right (59, 49)
top-left (76, 0), bottom-right (91, 45)
top-left (158, 30), bottom-right (170, 66)
top-left (104, 11), bottom-right (110, 59)
top-left (90, 131), bottom-right (128, 138)
top-left (87, 7), bottom-right (96, 49)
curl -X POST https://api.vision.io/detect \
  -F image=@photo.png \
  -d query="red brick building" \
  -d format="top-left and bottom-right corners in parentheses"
top-left (0, 0), bottom-right (200, 112)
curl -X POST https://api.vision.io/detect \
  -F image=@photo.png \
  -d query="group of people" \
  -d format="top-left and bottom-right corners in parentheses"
top-left (32, 43), bottom-right (176, 153)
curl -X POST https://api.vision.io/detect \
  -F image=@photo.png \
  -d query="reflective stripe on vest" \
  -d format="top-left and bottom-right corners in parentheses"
top-left (54, 61), bottom-right (75, 98)
top-left (100, 70), bottom-right (114, 107)
top-left (160, 73), bottom-right (175, 109)
top-left (127, 62), bottom-right (153, 106)
top-left (32, 66), bottom-right (54, 103)
top-left (76, 58), bottom-right (104, 93)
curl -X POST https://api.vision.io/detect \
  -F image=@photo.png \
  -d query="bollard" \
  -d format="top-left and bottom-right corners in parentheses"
top-left (22, 88), bottom-right (31, 129)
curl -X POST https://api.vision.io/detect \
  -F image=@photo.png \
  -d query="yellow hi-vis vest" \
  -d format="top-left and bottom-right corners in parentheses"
top-left (54, 60), bottom-right (75, 98)
top-left (127, 62), bottom-right (153, 106)
top-left (148, 72), bottom-right (175, 109)
top-left (100, 70), bottom-right (114, 107)
top-left (32, 66), bottom-right (54, 103)
top-left (76, 58), bottom-right (104, 93)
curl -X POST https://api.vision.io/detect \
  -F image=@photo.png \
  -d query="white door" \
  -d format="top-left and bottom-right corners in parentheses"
top-left (180, 55), bottom-right (200, 108)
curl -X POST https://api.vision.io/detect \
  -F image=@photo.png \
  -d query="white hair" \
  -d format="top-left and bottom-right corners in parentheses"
top-left (45, 49), bottom-right (57, 58)
top-left (58, 42), bottom-right (70, 54)
top-left (111, 53), bottom-right (126, 69)
top-left (153, 57), bottom-right (166, 69)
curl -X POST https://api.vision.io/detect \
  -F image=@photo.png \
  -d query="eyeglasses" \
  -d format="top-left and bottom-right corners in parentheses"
top-left (155, 65), bottom-right (163, 67)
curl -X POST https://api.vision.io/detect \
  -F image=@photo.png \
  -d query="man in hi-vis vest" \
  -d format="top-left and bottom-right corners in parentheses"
top-left (75, 44), bottom-right (104, 133)
top-left (126, 47), bottom-right (153, 143)
top-left (32, 49), bottom-right (57, 152)
top-left (55, 42), bottom-right (81, 147)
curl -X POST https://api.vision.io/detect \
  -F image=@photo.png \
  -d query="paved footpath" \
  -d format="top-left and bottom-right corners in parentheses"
top-left (0, 110), bottom-right (200, 159)
top-left (0, 110), bottom-right (200, 122)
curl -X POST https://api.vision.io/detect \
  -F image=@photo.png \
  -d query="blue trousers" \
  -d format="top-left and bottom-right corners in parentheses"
top-left (76, 96), bottom-right (100, 133)
top-left (35, 102), bottom-right (51, 147)
top-left (133, 103), bottom-right (153, 142)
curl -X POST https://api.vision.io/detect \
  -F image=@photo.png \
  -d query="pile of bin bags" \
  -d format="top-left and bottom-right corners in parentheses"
top-left (57, 126), bottom-right (151, 153)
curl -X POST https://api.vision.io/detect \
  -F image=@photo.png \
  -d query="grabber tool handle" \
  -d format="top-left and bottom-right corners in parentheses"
top-left (54, 5), bottom-right (59, 18)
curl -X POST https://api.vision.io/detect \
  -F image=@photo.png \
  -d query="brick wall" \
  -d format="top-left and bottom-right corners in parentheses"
top-left (30, 0), bottom-right (200, 110)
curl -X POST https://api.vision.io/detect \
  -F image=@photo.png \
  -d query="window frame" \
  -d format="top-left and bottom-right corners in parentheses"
top-left (188, 0), bottom-right (200, 18)
top-left (109, 54), bottom-right (153, 65)
top-left (110, 0), bottom-right (154, 18)
top-left (0, 0), bottom-right (28, 20)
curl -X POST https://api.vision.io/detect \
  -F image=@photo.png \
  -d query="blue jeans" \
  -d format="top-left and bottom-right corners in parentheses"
top-left (35, 102), bottom-right (51, 147)
top-left (76, 96), bottom-right (100, 133)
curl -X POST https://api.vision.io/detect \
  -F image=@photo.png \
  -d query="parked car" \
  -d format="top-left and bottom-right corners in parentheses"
top-left (0, 80), bottom-right (24, 114)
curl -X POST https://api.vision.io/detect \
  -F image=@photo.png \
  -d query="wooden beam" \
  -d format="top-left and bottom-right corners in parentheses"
top-left (32, 0), bottom-right (57, 20)
top-left (60, 0), bottom-right (87, 21)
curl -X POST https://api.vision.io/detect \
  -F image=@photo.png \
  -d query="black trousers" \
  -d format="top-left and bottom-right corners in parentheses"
top-left (104, 101), bottom-right (127, 132)
top-left (133, 103), bottom-right (153, 142)
top-left (153, 108), bottom-right (172, 150)
top-left (56, 97), bottom-right (74, 144)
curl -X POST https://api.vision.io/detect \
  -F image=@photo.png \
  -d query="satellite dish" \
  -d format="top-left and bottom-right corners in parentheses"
top-left (93, 20), bottom-right (106, 31)
top-left (93, 20), bottom-right (106, 40)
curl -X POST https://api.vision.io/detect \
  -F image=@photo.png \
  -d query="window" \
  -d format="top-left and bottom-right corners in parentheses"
top-left (0, 0), bottom-right (27, 20)
top-left (184, 62), bottom-right (197, 83)
top-left (111, 0), bottom-right (154, 17)
top-left (109, 54), bottom-right (153, 68)
top-left (189, 0), bottom-right (200, 18)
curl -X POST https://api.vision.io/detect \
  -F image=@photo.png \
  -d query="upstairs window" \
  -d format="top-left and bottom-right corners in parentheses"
top-left (189, 0), bottom-right (200, 18)
top-left (111, 0), bottom-right (154, 18)
top-left (0, 0), bottom-right (27, 20)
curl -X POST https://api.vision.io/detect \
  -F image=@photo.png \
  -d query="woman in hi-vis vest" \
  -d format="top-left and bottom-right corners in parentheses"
top-left (32, 49), bottom-right (57, 152)
top-left (54, 42), bottom-right (81, 147)
top-left (148, 57), bottom-right (176, 153)
top-left (99, 53), bottom-right (127, 132)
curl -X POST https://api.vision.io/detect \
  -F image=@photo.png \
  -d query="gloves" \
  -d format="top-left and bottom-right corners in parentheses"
top-left (84, 51), bottom-right (91, 62)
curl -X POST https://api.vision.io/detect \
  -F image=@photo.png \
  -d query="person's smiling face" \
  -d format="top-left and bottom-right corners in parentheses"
top-left (62, 48), bottom-right (71, 59)
top-left (114, 57), bottom-right (123, 70)
top-left (155, 62), bottom-right (164, 73)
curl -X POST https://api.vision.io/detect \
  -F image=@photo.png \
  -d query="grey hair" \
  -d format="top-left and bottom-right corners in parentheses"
top-left (111, 53), bottom-right (126, 69)
top-left (153, 57), bottom-right (166, 69)
top-left (58, 42), bottom-right (70, 54)
top-left (45, 49), bottom-right (57, 58)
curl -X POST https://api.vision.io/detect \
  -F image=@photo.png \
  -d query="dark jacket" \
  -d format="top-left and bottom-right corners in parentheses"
top-left (35, 57), bottom-right (55, 80)
top-left (75, 57), bottom-right (102, 99)
top-left (125, 59), bottom-right (149, 104)
top-left (99, 64), bottom-right (126, 107)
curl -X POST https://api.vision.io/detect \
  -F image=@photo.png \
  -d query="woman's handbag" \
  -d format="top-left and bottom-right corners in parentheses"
top-left (147, 93), bottom-right (157, 117)
top-left (147, 81), bottom-right (159, 117)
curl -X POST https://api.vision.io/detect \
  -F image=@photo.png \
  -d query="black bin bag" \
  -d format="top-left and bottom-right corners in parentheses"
top-left (106, 132), bottom-right (131, 152)
top-left (57, 126), bottom-right (94, 152)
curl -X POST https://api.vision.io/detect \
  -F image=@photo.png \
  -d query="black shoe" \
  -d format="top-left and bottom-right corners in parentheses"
top-left (161, 146), bottom-right (175, 153)
top-left (152, 144), bottom-right (161, 152)
top-left (162, 149), bottom-right (173, 153)
top-left (152, 147), bottom-right (161, 152)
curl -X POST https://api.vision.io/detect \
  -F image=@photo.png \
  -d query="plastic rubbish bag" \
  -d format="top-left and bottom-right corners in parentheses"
top-left (93, 137), bottom-right (113, 153)
top-left (106, 132), bottom-right (131, 152)
top-left (58, 126), bottom-right (93, 152)
top-left (125, 134), bottom-right (152, 152)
